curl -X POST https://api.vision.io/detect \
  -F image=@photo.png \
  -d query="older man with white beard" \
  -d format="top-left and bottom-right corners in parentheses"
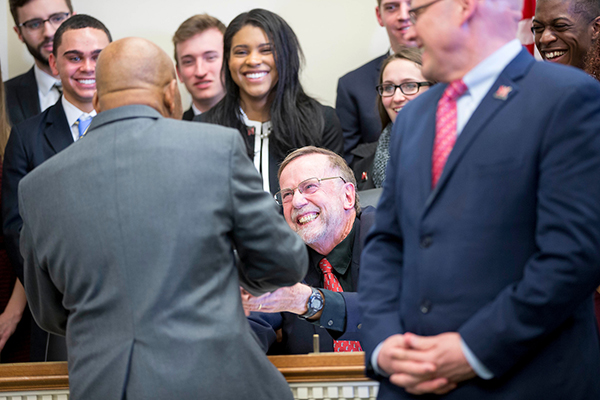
top-left (242, 146), bottom-right (375, 354)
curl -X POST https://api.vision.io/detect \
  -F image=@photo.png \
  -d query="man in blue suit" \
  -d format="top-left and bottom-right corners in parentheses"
top-left (358, 0), bottom-right (600, 397)
top-left (336, 0), bottom-right (415, 164)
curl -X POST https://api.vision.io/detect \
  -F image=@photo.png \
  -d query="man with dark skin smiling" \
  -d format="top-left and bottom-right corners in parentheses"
top-left (533, 0), bottom-right (600, 69)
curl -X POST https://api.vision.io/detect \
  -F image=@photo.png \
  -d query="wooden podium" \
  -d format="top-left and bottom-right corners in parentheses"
top-left (0, 353), bottom-right (379, 400)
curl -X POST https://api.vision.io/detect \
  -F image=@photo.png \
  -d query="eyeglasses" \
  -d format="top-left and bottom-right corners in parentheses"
top-left (377, 82), bottom-right (432, 97)
top-left (18, 12), bottom-right (70, 31)
top-left (274, 176), bottom-right (346, 205)
top-left (409, 0), bottom-right (445, 24)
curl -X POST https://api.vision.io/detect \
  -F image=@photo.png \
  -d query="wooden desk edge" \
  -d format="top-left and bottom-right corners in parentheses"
top-left (0, 353), bottom-right (370, 392)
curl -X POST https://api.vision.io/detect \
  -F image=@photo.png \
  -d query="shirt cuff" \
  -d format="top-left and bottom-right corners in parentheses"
top-left (370, 341), bottom-right (390, 377)
top-left (460, 337), bottom-right (494, 380)
top-left (310, 289), bottom-right (346, 332)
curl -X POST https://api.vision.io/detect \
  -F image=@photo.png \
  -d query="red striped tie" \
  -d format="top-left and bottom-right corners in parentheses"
top-left (432, 79), bottom-right (468, 188)
top-left (319, 258), bottom-right (362, 352)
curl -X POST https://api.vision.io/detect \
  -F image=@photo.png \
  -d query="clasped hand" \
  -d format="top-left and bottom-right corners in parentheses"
top-left (377, 332), bottom-right (476, 395)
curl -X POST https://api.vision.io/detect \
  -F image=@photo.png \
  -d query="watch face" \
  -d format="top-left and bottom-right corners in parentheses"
top-left (312, 298), bottom-right (323, 309)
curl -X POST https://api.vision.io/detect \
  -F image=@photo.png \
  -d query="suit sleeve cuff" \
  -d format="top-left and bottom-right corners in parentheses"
top-left (311, 289), bottom-right (346, 332)
top-left (370, 341), bottom-right (390, 377)
top-left (460, 337), bottom-right (494, 380)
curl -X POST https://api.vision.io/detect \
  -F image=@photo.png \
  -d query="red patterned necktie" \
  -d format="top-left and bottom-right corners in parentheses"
top-left (318, 258), bottom-right (362, 352)
top-left (432, 79), bottom-right (468, 188)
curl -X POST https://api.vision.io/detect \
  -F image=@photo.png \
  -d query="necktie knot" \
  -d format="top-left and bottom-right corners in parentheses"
top-left (444, 79), bottom-right (468, 102)
top-left (77, 116), bottom-right (92, 138)
top-left (319, 258), bottom-right (333, 275)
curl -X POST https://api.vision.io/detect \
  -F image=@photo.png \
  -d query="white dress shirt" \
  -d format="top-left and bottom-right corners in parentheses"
top-left (34, 64), bottom-right (61, 112)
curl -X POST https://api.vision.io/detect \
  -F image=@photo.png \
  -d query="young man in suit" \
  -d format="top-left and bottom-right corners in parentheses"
top-left (173, 14), bottom-right (226, 120)
top-left (336, 0), bottom-right (415, 163)
top-left (2, 14), bottom-right (111, 362)
top-left (20, 36), bottom-right (307, 400)
top-left (244, 147), bottom-right (374, 354)
top-left (5, 0), bottom-right (74, 126)
top-left (358, 0), bottom-right (600, 397)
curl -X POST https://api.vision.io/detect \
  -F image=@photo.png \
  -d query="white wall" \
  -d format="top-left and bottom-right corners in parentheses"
top-left (3, 0), bottom-right (390, 108)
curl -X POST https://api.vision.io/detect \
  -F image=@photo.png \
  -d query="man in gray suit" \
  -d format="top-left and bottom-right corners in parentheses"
top-left (20, 37), bottom-right (307, 400)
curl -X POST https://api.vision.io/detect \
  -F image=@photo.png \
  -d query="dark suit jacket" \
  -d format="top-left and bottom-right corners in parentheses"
top-left (1, 99), bottom-right (72, 362)
top-left (359, 49), bottom-right (600, 399)
top-left (182, 107), bottom-right (195, 121)
top-left (196, 103), bottom-right (343, 195)
top-left (336, 54), bottom-right (387, 164)
top-left (4, 67), bottom-right (41, 127)
top-left (250, 207), bottom-right (375, 354)
top-left (2, 99), bottom-right (73, 283)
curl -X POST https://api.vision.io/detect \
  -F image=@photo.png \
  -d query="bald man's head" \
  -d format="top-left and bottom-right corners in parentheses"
top-left (94, 37), bottom-right (182, 119)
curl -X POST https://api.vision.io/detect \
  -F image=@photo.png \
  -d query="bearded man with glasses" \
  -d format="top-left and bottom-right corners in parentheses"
top-left (5, 0), bottom-right (73, 126)
top-left (243, 146), bottom-right (376, 355)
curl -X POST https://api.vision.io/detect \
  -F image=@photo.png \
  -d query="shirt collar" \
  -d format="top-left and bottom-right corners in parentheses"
top-left (191, 103), bottom-right (202, 116)
top-left (462, 39), bottom-right (522, 104)
top-left (34, 64), bottom-right (61, 95)
top-left (309, 219), bottom-right (356, 276)
top-left (61, 96), bottom-right (97, 127)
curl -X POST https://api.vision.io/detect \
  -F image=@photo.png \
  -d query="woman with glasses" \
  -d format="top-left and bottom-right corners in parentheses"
top-left (197, 9), bottom-right (343, 195)
top-left (372, 49), bottom-right (433, 187)
top-left (351, 48), bottom-right (433, 189)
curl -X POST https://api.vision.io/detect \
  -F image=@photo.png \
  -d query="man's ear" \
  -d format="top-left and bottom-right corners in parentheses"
top-left (343, 182), bottom-right (356, 211)
top-left (93, 91), bottom-right (101, 114)
top-left (591, 16), bottom-right (600, 41)
top-left (163, 79), bottom-right (183, 119)
top-left (456, 0), bottom-right (479, 24)
top-left (376, 6), bottom-right (385, 27)
top-left (49, 53), bottom-right (59, 76)
top-left (14, 26), bottom-right (25, 43)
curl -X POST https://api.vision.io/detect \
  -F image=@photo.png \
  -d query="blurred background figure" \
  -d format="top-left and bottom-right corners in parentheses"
top-left (0, 62), bottom-right (29, 363)
top-left (336, 0), bottom-right (416, 164)
top-left (197, 8), bottom-right (343, 195)
top-left (5, 0), bottom-right (74, 126)
top-left (351, 49), bottom-right (433, 190)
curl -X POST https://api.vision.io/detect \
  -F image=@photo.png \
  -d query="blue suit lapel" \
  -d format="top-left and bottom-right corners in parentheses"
top-left (423, 49), bottom-right (534, 212)
top-left (43, 99), bottom-right (74, 154)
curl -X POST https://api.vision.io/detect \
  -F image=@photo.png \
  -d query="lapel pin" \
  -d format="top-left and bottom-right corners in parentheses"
top-left (493, 85), bottom-right (513, 101)
top-left (247, 126), bottom-right (255, 136)
top-left (361, 171), bottom-right (368, 182)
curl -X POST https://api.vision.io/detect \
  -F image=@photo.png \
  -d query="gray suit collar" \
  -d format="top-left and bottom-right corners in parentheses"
top-left (88, 105), bottom-right (163, 134)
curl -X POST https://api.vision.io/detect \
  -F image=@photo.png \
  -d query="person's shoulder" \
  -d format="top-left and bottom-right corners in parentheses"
top-left (11, 103), bottom-right (56, 134)
top-left (4, 67), bottom-right (35, 90)
top-left (338, 54), bottom-right (387, 83)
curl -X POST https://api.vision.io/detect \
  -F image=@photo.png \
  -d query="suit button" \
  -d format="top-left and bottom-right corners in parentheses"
top-left (420, 300), bottom-right (432, 314)
top-left (420, 236), bottom-right (433, 248)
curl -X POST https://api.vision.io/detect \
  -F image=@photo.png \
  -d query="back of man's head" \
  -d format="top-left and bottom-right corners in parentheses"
top-left (94, 38), bottom-right (182, 119)
top-left (9, 0), bottom-right (73, 25)
top-left (172, 14), bottom-right (226, 65)
top-left (53, 14), bottom-right (112, 56)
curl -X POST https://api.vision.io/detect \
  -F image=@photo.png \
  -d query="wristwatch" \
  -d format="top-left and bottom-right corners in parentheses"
top-left (300, 287), bottom-right (324, 319)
